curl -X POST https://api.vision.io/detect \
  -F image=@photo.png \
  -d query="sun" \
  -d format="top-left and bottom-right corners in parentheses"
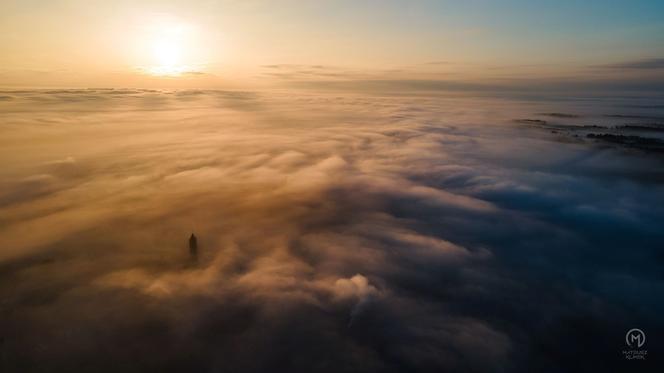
top-left (140, 17), bottom-right (200, 76)
top-left (148, 39), bottom-right (187, 76)
top-left (153, 40), bottom-right (181, 67)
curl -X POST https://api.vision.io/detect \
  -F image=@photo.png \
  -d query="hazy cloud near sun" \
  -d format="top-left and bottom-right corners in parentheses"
top-left (1, 89), bottom-right (663, 372)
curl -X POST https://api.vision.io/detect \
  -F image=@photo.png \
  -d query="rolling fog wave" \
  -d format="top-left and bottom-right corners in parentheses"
top-left (1, 89), bottom-right (663, 372)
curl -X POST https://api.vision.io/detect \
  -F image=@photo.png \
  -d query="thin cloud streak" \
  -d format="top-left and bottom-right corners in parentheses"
top-left (598, 58), bottom-right (664, 70)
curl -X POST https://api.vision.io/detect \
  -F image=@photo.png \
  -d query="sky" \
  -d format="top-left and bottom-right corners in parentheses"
top-left (1, 0), bottom-right (664, 89)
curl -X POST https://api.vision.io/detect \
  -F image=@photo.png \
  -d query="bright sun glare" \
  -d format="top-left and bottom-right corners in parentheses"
top-left (153, 40), bottom-right (181, 66)
top-left (142, 18), bottom-right (198, 76)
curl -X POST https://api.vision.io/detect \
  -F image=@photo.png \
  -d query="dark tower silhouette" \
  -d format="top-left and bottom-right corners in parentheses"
top-left (189, 233), bottom-right (198, 261)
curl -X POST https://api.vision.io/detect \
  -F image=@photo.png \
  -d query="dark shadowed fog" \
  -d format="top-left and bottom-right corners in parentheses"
top-left (1, 89), bottom-right (663, 372)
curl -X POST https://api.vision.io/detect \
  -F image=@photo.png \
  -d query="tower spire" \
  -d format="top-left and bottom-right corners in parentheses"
top-left (189, 233), bottom-right (198, 262)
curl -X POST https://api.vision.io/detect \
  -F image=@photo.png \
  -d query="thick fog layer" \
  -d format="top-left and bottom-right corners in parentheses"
top-left (1, 89), bottom-right (663, 372)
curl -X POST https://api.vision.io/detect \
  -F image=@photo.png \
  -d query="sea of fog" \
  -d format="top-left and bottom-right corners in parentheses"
top-left (1, 89), bottom-right (663, 372)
